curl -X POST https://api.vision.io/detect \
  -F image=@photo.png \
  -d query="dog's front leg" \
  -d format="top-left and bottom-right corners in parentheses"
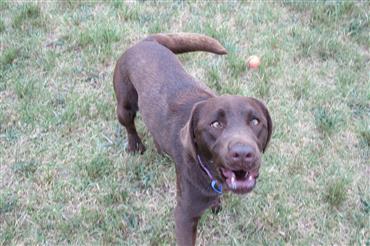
top-left (175, 205), bottom-right (200, 246)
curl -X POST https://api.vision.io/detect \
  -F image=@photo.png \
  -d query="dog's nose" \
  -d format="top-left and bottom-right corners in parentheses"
top-left (228, 144), bottom-right (256, 165)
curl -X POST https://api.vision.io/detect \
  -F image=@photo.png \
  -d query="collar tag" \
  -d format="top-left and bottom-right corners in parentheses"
top-left (211, 180), bottom-right (223, 194)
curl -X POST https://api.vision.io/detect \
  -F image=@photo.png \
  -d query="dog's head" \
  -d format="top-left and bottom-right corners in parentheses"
top-left (181, 95), bottom-right (272, 194)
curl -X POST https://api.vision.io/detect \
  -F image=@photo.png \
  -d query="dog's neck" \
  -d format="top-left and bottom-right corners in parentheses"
top-left (182, 152), bottom-right (223, 197)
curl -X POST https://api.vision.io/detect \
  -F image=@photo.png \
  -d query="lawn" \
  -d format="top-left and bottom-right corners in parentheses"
top-left (0, 1), bottom-right (369, 245)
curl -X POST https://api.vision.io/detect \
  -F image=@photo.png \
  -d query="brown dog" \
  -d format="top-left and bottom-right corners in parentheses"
top-left (113, 33), bottom-right (272, 245)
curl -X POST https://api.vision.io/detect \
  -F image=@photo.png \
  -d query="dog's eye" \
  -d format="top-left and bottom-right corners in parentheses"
top-left (210, 121), bottom-right (223, 129)
top-left (250, 118), bottom-right (260, 126)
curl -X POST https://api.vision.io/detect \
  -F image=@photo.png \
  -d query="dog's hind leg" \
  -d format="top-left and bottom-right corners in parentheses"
top-left (113, 64), bottom-right (145, 154)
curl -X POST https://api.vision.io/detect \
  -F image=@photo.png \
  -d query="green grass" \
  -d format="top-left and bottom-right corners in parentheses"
top-left (11, 3), bottom-right (45, 30)
top-left (1, 48), bottom-right (18, 67)
top-left (1, 1), bottom-right (369, 245)
top-left (0, 18), bottom-right (5, 33)
top-left (325, 178), bottom-right (348, 208)
top-left (313, 106), bottom-right (342, 136)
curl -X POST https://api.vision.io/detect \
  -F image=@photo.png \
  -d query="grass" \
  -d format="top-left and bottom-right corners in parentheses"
top-left (313, 106), bottom-right (342, 136)
top-left (325, 178), bottom-right (348, 208)
top-left (1, 48), bottom-right (18, 67)
top-left (0, 18), bottom-right (5, 33)
top-left (1, 1), bottom-right (369, 245)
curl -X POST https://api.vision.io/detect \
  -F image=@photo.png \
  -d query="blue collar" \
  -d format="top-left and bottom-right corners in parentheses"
top-left (196, 155), bottom-right (223, 194)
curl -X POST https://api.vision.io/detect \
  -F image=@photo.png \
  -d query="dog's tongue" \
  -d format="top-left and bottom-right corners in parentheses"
top-left (221, 168), bottom-right (256, 191)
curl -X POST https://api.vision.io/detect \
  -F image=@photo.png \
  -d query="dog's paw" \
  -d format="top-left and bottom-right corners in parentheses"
top-left (127, 137), bottom-right (146, 154)
top-left (127, 143), bottom-right (146, 154)
top-left (211, 197), bottom-right (222, 214)
top-left (211, 204), bottom-right (222, 215)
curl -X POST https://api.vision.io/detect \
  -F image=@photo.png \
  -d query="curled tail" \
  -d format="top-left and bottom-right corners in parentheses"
top-left (144, 33), bottom-right (227, 55)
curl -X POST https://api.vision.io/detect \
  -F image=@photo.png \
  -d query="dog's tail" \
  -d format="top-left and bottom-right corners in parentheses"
top-left (144, 33), bottom-right (227, 55)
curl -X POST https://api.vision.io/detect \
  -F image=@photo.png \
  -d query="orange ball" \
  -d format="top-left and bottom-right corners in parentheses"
top-left (247, 55), bottom-right (261, 69)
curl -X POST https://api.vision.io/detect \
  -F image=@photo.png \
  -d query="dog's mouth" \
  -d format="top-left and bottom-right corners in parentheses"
top-left (220, 168), bottom-right (259, 194)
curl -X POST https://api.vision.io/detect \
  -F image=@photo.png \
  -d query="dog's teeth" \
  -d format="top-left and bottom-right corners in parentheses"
top-left (231, 172), bottom-right (236, 179)
top-left (231, 176), bottom-right (236, 190)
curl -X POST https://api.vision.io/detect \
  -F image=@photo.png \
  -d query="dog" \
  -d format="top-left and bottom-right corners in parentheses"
top-left (113, 33), bottom-right (272, 245)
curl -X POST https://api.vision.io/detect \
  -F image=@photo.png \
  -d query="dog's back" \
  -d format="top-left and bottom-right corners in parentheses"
top-left (121, 33), bottom-right (227, 93)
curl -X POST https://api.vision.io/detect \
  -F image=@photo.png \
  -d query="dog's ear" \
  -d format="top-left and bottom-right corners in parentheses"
top-left (180, 101), bottom-right (205, 159)
top-left (249, 98), bottom-right (273, 152)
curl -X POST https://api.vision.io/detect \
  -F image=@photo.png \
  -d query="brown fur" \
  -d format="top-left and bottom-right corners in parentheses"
top-left (113, 33), bottom-right (272, 245)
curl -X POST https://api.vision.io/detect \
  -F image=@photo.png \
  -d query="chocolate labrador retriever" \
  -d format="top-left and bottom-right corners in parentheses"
top-left (113, 33), bottom-right (272, 245)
